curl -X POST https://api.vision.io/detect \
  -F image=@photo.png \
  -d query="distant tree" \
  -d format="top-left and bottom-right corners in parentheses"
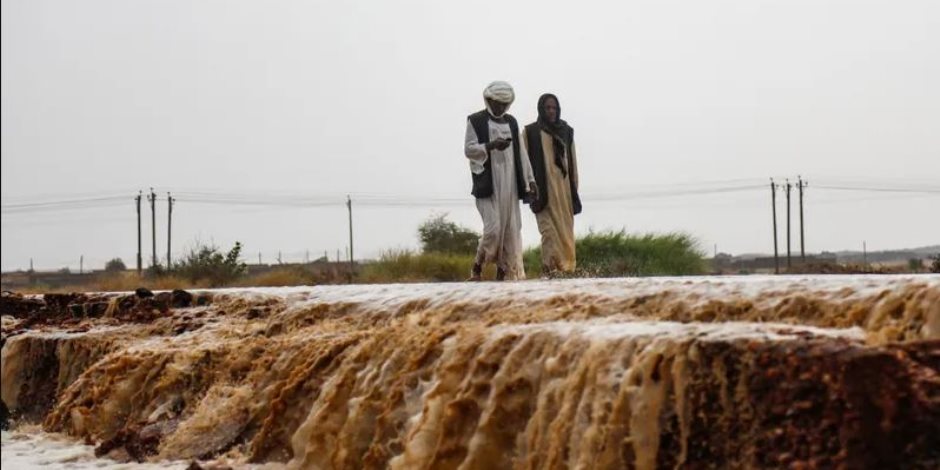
top-left (418, 214), bottom-right (480, 256)
top-left (931, 254), bottom-right (940, 274)
top-left (105, 258), bottom-right (127, 272)
top-left (175, 241), bottom-right (248, 286)
top-left (57, 267), bottom-right (71, 274)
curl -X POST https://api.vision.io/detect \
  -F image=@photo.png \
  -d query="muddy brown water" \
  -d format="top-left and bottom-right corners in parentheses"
top-left (2, 275), bottom-right (938, 469)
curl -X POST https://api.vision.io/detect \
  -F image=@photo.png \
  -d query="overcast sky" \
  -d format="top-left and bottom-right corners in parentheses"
top-left (2, 0), bottom-right (938, 271)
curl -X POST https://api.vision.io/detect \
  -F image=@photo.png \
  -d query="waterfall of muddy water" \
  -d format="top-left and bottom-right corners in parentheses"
top-left (1, 275), bottom-right (938, 469)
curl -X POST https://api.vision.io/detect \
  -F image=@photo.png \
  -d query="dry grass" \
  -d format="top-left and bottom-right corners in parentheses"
top-left (233, 268), bottom-right (318, 287)
top-left (15, 272), bottom-right (203, 294)
top-left (359, 250), bottom-right (487, 283)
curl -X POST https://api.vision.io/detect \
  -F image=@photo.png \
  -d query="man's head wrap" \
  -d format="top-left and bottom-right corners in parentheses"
top-left (483, 81), bottom-right (514, 117)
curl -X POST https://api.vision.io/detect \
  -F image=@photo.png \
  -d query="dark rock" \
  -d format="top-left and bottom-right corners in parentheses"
top-left (135, 288), bottom-right (154, 298)
top-left (85, 302), bottom-right (111, 317)
top-left (44, 293), bottom-right (85, 310)
top-left (68, 303), bottom-right (84, 317)
top-left (171, 289), bottom-right (194, 308)
top-left (0, 291), bottom-right (45, 318)
top-left (0, 399), bottom-right (9, 430)
top-left (152, 292), bottom-right (172, 312)
top-left (93, 420), bottom-right (175, 462)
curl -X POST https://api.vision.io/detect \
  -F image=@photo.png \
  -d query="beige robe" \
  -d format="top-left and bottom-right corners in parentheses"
top-left (524, 128), bottom-right (578, 273)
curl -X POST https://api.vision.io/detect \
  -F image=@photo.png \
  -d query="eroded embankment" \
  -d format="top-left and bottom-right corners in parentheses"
top-left (1, 275), bottom-right (938, 469)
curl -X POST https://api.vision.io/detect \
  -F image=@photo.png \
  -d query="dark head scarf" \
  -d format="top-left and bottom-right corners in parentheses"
top-left (537, 93), bottom-right (572, 177)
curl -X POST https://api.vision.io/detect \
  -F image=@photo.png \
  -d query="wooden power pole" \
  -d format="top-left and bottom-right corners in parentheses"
top-left (798, 177), bottom-right (807, 262)
top-left (148, 188), bottom-right (157, 267)
top-left (166, 192), bottom-right (175, 269)
top-left (347, 195), bottom-right (354, 280)
top-left (136, 191), bottom-right (143, 274)
top-left (785, 180), bottom-right (792, 269)
top-left (771, 179), bottom-right (779, 274)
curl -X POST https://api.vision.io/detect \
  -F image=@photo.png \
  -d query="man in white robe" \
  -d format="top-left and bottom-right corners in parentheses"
top-left (464, 81), bottom-right (538, 281)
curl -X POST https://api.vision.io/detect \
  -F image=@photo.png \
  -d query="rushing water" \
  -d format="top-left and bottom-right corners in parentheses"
top-left (2, 275), bottom-right (938, 469)
top-left (1, 427), bottom-right (188, 469)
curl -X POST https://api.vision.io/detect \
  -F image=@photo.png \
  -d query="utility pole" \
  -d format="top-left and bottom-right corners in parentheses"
top-left (785, 179), bottom-right (792, 270)
top-left (167, 192), bottom-right (175, 269)
top-left (136, 191), bottom-right (143, 274)
top-left (258, 252), bottom-right (262, 265)
top-left (277, 251), bottom-right (282, 264)
top-left (347, 195), bottom-right (354, 280)
top-left (80, 255), bottom-right (84, 275)
top-left (305, 250), bottom-right (310, 263)
top-left (29, 258), bottom-right (34, 272)
top-left (798, 177), bottom-right (807, 263)
top-left (148, 188), bottom-right (157, 267)
top-left (771, 179), bottom-right (779, 274)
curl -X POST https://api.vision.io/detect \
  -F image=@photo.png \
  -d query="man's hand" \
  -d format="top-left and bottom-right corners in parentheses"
top-left (527, 182), bottom-right (540, 202)
top-left (486, 138), bottom-right (512, 151)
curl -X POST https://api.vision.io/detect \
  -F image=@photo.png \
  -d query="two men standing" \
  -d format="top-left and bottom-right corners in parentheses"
top-left (463, 82), bottom-right (581, 281)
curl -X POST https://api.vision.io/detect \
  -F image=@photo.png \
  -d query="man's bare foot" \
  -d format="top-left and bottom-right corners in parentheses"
top-left (467, 263), bottom-right (483, 282)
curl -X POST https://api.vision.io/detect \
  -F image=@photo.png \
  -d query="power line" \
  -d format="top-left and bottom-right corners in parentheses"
top-left (2, 179), bottom-right (938, 215)
top-left (812, 185), bottom-right (940, 194)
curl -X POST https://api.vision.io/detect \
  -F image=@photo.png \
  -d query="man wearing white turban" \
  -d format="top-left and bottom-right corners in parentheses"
top-left (464, 81), bottom-right (538, 281)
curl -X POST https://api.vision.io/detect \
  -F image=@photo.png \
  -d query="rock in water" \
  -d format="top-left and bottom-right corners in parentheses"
top-left (0, 399), bottom-right (9, 430)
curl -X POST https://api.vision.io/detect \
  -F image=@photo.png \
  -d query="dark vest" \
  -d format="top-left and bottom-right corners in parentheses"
top-left (467, 110), bottom-right (526, 199)
top-left (525, 123), bottom-right (582, 214)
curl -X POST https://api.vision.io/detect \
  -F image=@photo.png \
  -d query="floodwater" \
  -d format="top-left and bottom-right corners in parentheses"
top-left (2, 275), bottom-right (938, 469)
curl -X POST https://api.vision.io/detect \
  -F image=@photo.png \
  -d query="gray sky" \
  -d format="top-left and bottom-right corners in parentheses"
top-left (2, 0), bottom-right (939, 271)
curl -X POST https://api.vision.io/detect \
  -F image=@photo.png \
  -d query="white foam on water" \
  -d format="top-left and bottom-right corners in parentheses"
top-left (492, 320), bottom-right (867, 342)
top-left (205, 274), bottom-right (940, 314)
top-left (1, 428), bottom-right (285, 469)
top-left (1, 428), bottom-right (186, 469)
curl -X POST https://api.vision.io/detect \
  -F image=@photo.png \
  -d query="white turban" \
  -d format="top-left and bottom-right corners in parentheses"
top-left (483, 81), bottom-right (515, 105)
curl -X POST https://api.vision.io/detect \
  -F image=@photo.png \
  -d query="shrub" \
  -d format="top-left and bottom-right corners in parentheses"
top-left (524, 230), bottom-right (706, 277)
top-left (174, 242), bottom-right (248, 287)
top-left (418, 214), bottom-right (479, 255)
top-left (104, 258), bottom-right (127, 272)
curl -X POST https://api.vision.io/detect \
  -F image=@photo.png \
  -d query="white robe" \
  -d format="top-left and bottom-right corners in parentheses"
top-left (464, 117), bottom-right (535, 280)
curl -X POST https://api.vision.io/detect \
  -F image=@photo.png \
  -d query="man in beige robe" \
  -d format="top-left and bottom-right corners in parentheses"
top-left (522, 93), bottom-right (581, 275)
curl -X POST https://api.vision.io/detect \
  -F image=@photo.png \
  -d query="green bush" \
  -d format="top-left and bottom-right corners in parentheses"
top-left (174, 241), bottom-right (248, 286)
top-left (104, 258), bottom-right (127, 272)
top-left (418, 214), bottom-right (479, 255)
top-left (524, 230), bottom-right (706, 277)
